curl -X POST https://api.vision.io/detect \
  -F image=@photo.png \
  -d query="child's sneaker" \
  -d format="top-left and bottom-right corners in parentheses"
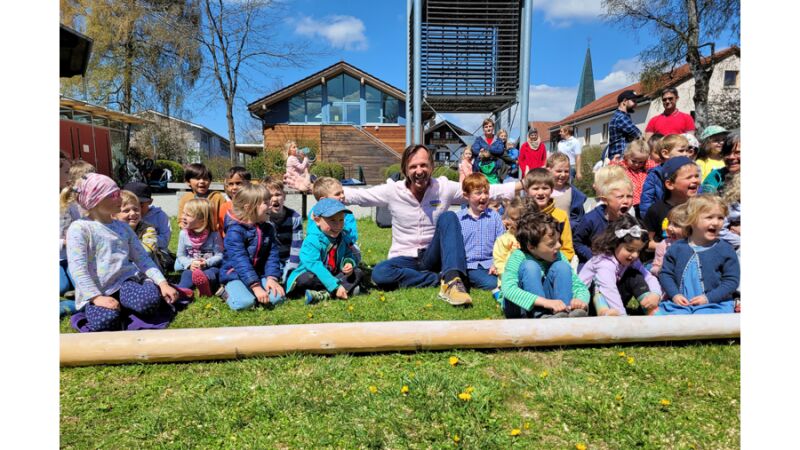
top-left (305, 289), bottom-right (330, 305)
top-left (438, 277), bottom-right (472, 306)
top-left (192, 270), bottom-right (212, 297)
top-left (216, 286), bottom-right (228, 301)
top-left (568, 308), bottom-right (588, 318)
top-left (491, 288), bottom-right (502, 304)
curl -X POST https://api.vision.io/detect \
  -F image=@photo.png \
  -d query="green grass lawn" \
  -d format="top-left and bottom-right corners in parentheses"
top-left (60, 218), bottom-right (740, 449)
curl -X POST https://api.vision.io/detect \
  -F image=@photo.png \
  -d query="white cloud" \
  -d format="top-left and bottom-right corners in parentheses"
top-left (534, 0), bottom-right (603, 25)
top-left (529, 84), bottom-right (578, 122)
top-left (595, 57), bottom-right (642, 96)
top-left (294, 15), bottom-right (368, 51)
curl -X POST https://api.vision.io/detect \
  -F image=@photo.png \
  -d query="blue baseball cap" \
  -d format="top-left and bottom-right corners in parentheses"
top-left (662, 156), bottom-right (696, 179)
top-left (313, 198), bottom-right (352, 218)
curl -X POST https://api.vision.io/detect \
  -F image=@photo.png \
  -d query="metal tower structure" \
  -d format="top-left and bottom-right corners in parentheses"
top-left (407, 0), bottom-right (533, 145)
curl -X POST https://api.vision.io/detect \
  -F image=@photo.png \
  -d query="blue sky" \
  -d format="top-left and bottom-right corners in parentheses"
top-left (190, 0), bottom-right (739, 141)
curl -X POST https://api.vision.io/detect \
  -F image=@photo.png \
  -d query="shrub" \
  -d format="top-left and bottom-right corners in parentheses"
top-left (383, 163), bottom-right (402, 180)
top-left (311, 162), bottom-right (345, 180)
top-left (245, 156), bottom-right (267, 180)
top-left (200, 157), bottom-right (233, 182)
top-left (432, 166), bottom-right (458, 182)
top-left (573, 144), bottom-right (602, 197)
top-left (155, 160), bottom-right (183, 182)
top-left (263, 149), bottom-right (286, 179)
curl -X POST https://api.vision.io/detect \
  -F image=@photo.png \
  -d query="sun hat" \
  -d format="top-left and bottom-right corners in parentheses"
top-left (699, 125), bottom-right (728, 141)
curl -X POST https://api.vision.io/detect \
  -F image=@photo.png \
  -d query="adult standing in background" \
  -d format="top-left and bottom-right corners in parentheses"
top-left (644, 87), bottom-right (696, 141)
top-left (557, 125), bottom-right (583, 181)
top-left (518, 128), bottom-right (547, 177)
top-left (606, 90), bottom-right (642, 162)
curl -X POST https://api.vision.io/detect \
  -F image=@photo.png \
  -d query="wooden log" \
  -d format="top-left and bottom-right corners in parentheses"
top-left (60, 315), bottom-right (740, 367)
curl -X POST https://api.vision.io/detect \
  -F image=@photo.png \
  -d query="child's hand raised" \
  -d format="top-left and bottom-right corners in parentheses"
top-left (335, 286), bottom-right (348, 299)
top-left (342, 263), bottom-right (353, 275)
top-left (92, 296), bottom-right (120, 310)
top-left (488, 265), bottom-right (498, 275)
top-left (159, 282), bottom-right (179, 304)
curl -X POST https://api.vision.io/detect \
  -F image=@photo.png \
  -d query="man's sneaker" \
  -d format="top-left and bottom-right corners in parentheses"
top-left (438, 277), bottom-right (472, 306)
top-left (568, 308), bottom-right (588, 318)
top-left (305, 289), bottom-right (331, 305)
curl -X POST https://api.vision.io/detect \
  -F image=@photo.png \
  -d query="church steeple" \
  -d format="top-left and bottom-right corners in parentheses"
top-left (574, 44), bottom-right (596, 112)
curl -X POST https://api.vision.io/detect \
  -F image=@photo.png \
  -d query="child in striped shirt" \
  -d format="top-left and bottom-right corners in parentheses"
top-left (500, 211), bottom-right (589, 319)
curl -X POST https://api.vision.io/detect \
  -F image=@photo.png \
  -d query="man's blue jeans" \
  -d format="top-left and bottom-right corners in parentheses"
top-left (467, 268), bottom-right (498, 291)
top-left (372, 211), bottom-right (467, 290)
top-left (503, 259), bottom-right (573, 318)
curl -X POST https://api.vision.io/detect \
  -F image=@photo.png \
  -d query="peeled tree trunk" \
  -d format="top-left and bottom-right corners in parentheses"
top-left (61, 316), bottom-right (740, 367)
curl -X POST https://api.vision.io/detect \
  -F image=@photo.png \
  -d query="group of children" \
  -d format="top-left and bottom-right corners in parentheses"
top-left (59, 152), bottom-right (362, 331)
top-left (59, 123), bottom-right (740, 332)
top-left (456, 125), bottom-right (741, 318)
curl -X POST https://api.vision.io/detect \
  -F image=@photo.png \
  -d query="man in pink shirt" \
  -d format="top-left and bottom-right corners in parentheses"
top-left (644, 88), bottom-right (696, 140)
top-left (285, 144), bottom-right (520, 305)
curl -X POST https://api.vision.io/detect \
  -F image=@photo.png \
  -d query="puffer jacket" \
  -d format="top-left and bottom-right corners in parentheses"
top-left (219, 213), bottom-right (282, 286)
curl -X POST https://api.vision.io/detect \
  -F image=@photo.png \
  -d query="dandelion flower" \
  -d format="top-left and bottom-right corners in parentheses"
top-left (539, 370), bottom-right (549, 378)
top-left (307, 312), bottom-right (313, 319)
top-left (465, 386), bottom-right (475, 393)
top-left (627, 356), bottom-right (635, 365)
top-left (425, 303), bottom-right (433, 308)
top-left (660, 399), bottom-right (671, 406)
top-left (348, 305), bottom-right (354, 312)
top-left (576, 443), bottom-right (587, 450)
top-left (368, 385), bottom-right (378, 394)
top-left (449, 356), bottom-right (459, 366)
top-left (615, 393), bottom-right (623, 402)
top-left (510, 428), bottom-right (521, 436)
top-left (204, 303), bottom-right (212, 310)
top-left (618, 351), bottom-right (626, 357)
top-left (380, 295), bottom-right (386, 302)
top-left (401, 385), bottom-right (409, 395)
top-left (523, 422), bottom-right (530, 430)
top-left (458, 392), bottom-right (472, 401)
top-left (453, 434), bottom-right (460, 443)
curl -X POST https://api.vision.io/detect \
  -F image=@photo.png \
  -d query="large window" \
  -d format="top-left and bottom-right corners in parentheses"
top-left (365, 84), bottom-right (399, 124)
top-left (289, 85), bottom-right (322, 123)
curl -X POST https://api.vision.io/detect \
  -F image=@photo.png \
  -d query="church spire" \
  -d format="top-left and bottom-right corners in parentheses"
top-left (574, 44), bottom-right (596, 112)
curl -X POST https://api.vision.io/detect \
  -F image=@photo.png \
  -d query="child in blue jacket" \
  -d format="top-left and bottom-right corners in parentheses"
top-left (219, 184), bottom-right (286, 311)
top-left (657, 194), bottom-right (739, 315)
top-left (286, 198), bottom-right (363, 304)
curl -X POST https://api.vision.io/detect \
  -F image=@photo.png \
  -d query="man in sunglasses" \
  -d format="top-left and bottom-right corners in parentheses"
top-left (644, 87), bottom-right (696, 141)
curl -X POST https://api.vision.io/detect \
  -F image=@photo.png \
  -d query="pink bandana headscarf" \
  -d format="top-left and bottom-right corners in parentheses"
top-left (75, 173), bottom-right (120, 210)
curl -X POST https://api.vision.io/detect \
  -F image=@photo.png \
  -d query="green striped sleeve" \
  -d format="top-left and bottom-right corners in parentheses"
top-left (500, 250), bottom-right (538, 311)
top-left (569, 260), bottom-right (590, 302)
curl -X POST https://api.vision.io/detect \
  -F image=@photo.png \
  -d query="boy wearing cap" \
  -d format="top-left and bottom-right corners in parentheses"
top-left (285, 198), bottom-right (363, 304)
top-left (606, 90), bottom-right (643, 162)
top-left (123, 182), bottom-right (171, 251)
top-left (643, 156), bottom-right (700, 252)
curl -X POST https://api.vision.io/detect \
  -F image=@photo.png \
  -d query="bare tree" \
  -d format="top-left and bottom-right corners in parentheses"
top-left (602, 0), bottom-right (740, 130)
top-left (196, 0), bottom-right (309, 163)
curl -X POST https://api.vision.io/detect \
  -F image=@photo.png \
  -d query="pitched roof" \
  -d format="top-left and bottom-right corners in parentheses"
top-left (137, 110), bottom-right (228, 143)
top-left (552, 46), bottom-right (740, 128)
top-left (425, 120), bottom-right (471, 137)
top-left (247, 61), bottom-right (405, 114)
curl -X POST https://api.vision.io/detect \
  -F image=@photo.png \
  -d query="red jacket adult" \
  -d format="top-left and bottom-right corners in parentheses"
top-left (518, 141), bottom-right (547, 176)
